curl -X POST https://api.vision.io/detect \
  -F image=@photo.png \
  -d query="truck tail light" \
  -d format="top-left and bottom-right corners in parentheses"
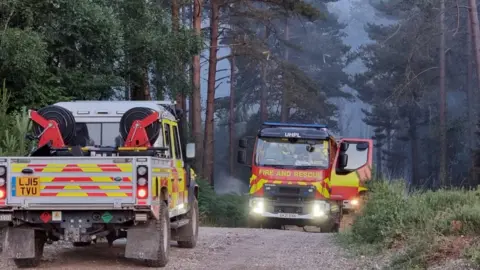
top-left (0, 166), bottom-right (6, 199)
top-left (136, 166), bottom-right (148, 199)
top-left (137, 188), bottom-right (147, 198)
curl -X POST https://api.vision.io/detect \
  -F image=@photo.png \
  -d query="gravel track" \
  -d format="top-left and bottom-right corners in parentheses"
top-left (0, 227), bottom-right (370, 270)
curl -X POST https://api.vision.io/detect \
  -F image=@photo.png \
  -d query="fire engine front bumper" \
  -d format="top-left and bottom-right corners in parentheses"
top-left (248, 197), bottom-right (340, 226)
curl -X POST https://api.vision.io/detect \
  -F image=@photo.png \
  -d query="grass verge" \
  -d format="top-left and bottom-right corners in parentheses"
top-left (339, 180), bottom-right (480, 269)
top-left (197, 179), bottom-right (248, 227)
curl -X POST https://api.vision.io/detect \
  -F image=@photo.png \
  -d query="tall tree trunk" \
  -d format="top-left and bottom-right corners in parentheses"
top-left (172, 0), bottom-right (184, 109)
top-left (374, 136), bottom-right (383, 179)
top-left (172, 0), bottom-right (180, 32)
top-left (143, 66), bottom-right (151, 100)
top-left (469, 0), bottom-right (480, 87)
top-left (439, 0), bottom-right (447, 187)
top-left (385, 127), bottom-right (392, 176)
top-left (280, 18), bottom-right (289, 122)
top-left (203, 0), bottom-right (220, 184)
top-left (192, 0), bottom-right (203, 174)
top-left (409, 115), bottom-right (419, 188)
top-left (131, 67), bottom-right (151, 100)
top-left (260, 26), bottom-right (269, 121)
top-left (229, 56), bottom-right (236, 176)
top-left (468, 12), bottom-right (476, 186)
top-left (181, 1), bottom-right (191, 138)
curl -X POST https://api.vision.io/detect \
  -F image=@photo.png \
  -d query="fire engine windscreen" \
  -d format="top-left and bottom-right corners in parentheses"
top-left (255, 138), bottom-right (329, 168)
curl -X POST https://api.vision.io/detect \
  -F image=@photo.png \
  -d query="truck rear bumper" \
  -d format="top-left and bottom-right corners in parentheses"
top-left (3, 209), bottom-right (151, 242)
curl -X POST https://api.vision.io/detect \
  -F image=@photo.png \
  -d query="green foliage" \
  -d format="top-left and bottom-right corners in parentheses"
top-left (197, 179), bottom-right (248, 227)
top-left (0, 80), bottom-right (32, 156)
top-left (0, 0), bottom-right (200, 108)
top-left (341, 180), bottom-right (480, 269)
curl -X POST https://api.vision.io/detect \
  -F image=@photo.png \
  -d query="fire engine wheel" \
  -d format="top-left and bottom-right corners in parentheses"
top-left (119, 107), bottom-right (160, 145)
top-left (33, 105), bottom-right (76, 145)
top-left (247, 216), bottom-right (262, 228)
top-left (145, 201), bottom-right (170, 267)
top-left (0, 227), bottom-right (4, 253)
top-left (177, 198), bottom-right (199, 248)
top-left (13, 232), bottom-right (46, 268)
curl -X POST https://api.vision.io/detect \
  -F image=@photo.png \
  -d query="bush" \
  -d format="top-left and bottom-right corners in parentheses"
top-left (197, 179), bottom-right (248, 227)
top-left (0, 80), bottom-right (32, 155)
top-left (342, 180), bottom-right (480, 269)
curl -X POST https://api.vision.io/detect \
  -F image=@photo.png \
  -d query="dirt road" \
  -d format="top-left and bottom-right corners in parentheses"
top-left (0, 227), bottom-right (371, 270)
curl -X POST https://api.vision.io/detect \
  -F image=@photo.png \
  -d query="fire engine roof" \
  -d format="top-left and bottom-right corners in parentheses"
top-left (54, 101), bottom-right (177, 121)
top-left (258, 126), bottom-right (330, 140)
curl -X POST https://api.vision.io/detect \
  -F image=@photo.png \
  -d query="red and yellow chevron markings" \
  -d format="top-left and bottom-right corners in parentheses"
top-left (11, 163), bottom-right (133, 197)
top-left (11, 163), bottom-right (132, 173)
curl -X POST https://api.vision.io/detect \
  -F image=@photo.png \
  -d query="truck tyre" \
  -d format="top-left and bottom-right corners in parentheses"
top-left (177, 198), bottom-right (199, 248)
top-left (145, 201), bottom-right (170, 267)
top-left (0, 227), bottom-right (4, 253)
top-left (247, 216), bottom-right (262, 228)
top-left (13, 232), bottom-right (46, 268)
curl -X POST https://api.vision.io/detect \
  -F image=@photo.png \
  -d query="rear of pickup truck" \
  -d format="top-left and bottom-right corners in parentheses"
top-left (0, 156), bottom-right (171, 268)
top-left (5, 157), bottom-right (136, 208)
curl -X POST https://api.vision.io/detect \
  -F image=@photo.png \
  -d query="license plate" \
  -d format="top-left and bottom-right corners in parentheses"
top-left (279, 213), bottom-right (298, 218)
top-left (0, 214), bottom-right (12, 221)
top-left (16, 177), bottom-right (41, 196)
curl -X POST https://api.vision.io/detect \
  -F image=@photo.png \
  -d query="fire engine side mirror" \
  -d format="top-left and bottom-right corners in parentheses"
top-left (356, 142), bottom-right (369, 151)
top-left (340, 142), bottom-right (349, 152)
top-left (238, 138), bottom-right (248, 149)
top-left (338, 153), bottom-right (348, 168)
top-left (186, 143), bottom-right (195, 159)
top-left (237, 150), bottom-right (247, 164)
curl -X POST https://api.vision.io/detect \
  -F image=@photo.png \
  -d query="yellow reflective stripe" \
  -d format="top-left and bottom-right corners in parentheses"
top-left (105, 192), bottom-right (129, 197)
top-left (63, 186), bottom-right (81, 190)
top-left (56, 192), bottom-right (88, 197)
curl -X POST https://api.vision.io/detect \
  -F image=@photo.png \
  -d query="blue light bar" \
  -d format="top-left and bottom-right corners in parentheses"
top-left (262, 122), bottom-right (328, 129)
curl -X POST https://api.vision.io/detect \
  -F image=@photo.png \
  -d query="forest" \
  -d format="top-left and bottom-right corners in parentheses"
top-left (1, 0), bottom-right (480, 192)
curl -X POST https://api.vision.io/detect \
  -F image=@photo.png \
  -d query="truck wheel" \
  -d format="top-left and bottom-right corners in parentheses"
top-left (177, 198), bottom-right (199, 248)
top-left (13, 232), bottom-right (46, 268)
top-left (73, 241), bottom-right (91, 247)
top-left (247, 216), bottom-right (262, 228)
top-left (145, 201), bottom-right (170, 267)
top-left (0, 227), bottom-right (4, 253)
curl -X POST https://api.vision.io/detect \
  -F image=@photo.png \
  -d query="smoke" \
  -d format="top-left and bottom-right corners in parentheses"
top-left (214, 171), bottom-right (248, 195)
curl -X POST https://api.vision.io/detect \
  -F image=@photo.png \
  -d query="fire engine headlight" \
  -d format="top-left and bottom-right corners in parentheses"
top-left (312, 201), bottom-right (329, 217)
top-left (351, 199), bottom-right (359, 206)
top-left (313, 204), bottom-right (324, 217)
top-left (137, 177), bottom-right (147, 186)
top-left (0, 177), bottom-right (5, 186)
top-left (137, 166), bottom-right (147, 176)
top-left (0, 166), bottom-right (6, 175)
top-left (250, 198), bottom-right (264, 214)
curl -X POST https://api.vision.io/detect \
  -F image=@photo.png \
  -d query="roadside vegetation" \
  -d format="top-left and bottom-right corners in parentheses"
top-left (0, 82), bottom-right (31, 156)
top-left (197, 179), bottom-right (248, 227)
top-left (340, 180), bottom-right (480, 269)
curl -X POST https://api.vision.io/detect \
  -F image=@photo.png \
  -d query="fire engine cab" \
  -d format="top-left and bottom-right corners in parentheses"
top-left (237, 122), bottom-right (373, 232)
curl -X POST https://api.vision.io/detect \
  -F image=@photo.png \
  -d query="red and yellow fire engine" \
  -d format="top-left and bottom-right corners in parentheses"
top-left (238, 122), bottom-right (372, 232)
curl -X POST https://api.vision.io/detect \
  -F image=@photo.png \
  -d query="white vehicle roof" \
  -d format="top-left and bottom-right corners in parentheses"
top-left (54, 101), bottom-right (177, 122)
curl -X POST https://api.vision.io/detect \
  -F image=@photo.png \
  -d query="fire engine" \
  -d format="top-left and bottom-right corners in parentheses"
top-left (0, 101), bottom-right (199, 268)
top-left (237, 122), bottom-right (372, 232)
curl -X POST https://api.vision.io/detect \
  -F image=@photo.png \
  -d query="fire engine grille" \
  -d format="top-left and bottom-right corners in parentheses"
top-left (263, 185), bottom-right (315, 214)
top-left (278, 186), bottom-right (300, 195)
